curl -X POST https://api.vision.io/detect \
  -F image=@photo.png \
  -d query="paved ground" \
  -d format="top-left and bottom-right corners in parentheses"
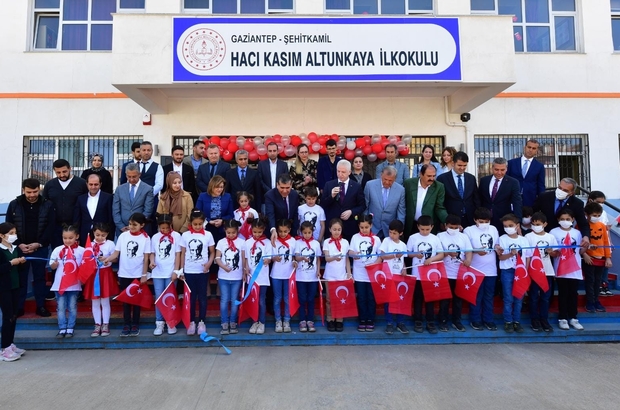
top-left (1, 344), bottom-right (619, 410)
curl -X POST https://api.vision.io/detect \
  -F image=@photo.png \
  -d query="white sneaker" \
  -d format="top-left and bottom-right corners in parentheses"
top-left (187, 321), bottom-right (196, 335)
top-left (283, 321), bottom-right (292, 333)
top-left (1, 349), bottom-right (20, 362)
top-left (153, 321), bottom-right (165, 336)
top-left (249, 322), bottom-right (259, 334)
top-left (569, 319), bottom-right (584, 330)
top-left (558, 319), bottom-right (569, 330)
top-left (167, 326), bottom-right (177, 335)
top-left (9, 344), bottom-right (25, 356)
top-left (197, 321), bottom-right (206, 335)
top-left (257, 322), bottom-right (265, 335)
top-left (275, 320), bottom-right (283, 333)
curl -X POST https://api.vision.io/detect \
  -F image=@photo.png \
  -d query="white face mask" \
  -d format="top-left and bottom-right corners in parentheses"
top-left (446, 228), bottom-right (459, 236)
top-left (531, 225), bottom-right (545, 233)
top-left (559, 220), bottom-right (573, 229)
top-left (6, 234), bottom-right (17, 244)
top-left (555, 188), bottom-right (569, 201)
top-left (590, 216), bottom-right (600, 223)
top-left (522, 217), bottom-right (531, 225)
top-left (477, 223), bottom-right (490, 231)
top-left (504, 227), bottom-right (517, 235)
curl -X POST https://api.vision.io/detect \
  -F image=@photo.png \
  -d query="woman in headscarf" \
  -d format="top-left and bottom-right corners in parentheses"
top-left (80, 153), bottom-right (113, 194)
top-left (289, 144), bottom-right (318, 204)
top-left (157, 172), bottom-right (194, 233)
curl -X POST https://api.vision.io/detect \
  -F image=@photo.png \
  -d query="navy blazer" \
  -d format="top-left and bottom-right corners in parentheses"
top-left (479, 175), bottom-right (523, 234)
top-left (507, 157), bottom-right (546, 207)
top-left (163, 162), bottom-right (196, 201)
top-left (196, 161), bottom-right (231, 194)
top-left (321, 179), bottom-right (366, 241)
top-left (258, 159), bottom-right (289, 194)
top-left (436, 171), bottom-right (481, 228)
top-left (533, 190), bottom-right (590, 239)
top-left (120, 160), bottom-right (138, 185)
top-left (73, 191), bottom-right (114, 246)
top-left (225, 167), bottom-right (262, 209)
top-left (264, 188), bottom-right (300, 234)
top-left (316, 155), bottom-right (342, 191)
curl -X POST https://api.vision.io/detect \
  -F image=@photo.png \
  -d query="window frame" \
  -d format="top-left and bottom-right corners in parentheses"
top-left (324, 0), bottom-right (433, 15)
top-left (612, 0), bottom-right (620, 51)
top-left (182, 0), bottom-right (295, 14)
top-left (470, 0), bottom-right (580, 53)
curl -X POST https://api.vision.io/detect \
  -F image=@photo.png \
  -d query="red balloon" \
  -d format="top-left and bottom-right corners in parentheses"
top-left (210, 136), bottom-right (221, 146)
top-left (228, 144), bottom-right (238, 154)
top-left (308, 132), bottom-right (318, 143)
top-left (344, 150), bottom-right (355, 160)
top-left (362, 145), bottom-right (372, 155)
top-left (272, 134), bottom-right (282, 143)
top-left (355, 138), bottom-right (365, 148)
top-left (363, 136), bottom-right (371, 145)
top-left (290, 136), bottom-right (302, 147)
top-left (377, 151), bottom-right (386, 160)
top-left (381, 139), bottom-right (390, 148)
top-left (202, 137), bottom-right (210, 145)
top-left (243, 141), bottom-right (254, 152)
top-left (372, 144), bottom-right (383, 154)
top-left (398, 147), bottom-right (409, 156)
top-left (264, 138), bottom-right (273, 146)
top-left (259, 154), bottom-right (268, 161)
top-left (222, 150), bottom-right (233, 162)
top-left (318, 136), bottom-right (328, 145)
top-left (220, 138), bottom-right (229, 148)
top-left (248, 150), bottom-right (259, 161)
top-left (279, 150), bottom-right (288, 158)
top-left (319, 146), bottom-right (327, 155)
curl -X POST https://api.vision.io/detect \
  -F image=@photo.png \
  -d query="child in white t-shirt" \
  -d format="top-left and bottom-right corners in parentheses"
top-left (525, 212), bottom-right (559, 333)
top-left (234, 191), bottom-right (259, 240)
top-left (379, 220), bottom-right (409, 335)
top-left (463, 207), bottom-right (500, 331)
top-left (406, 215), bottom-right (444, 334)
top-left (295, 221), bottom-right (322, 333)
top-left (323, 218), bottom-right (351, 333)
top-left (297, 186), bottom-right (325, 243)
top-left (215, 219), bottom-right (245, 335)
top-left (437, 215), bottom-right (472, 332)
top-left (243, 218), bottom-right (273, 335)
top-left (271, 219), bottom-right (297, 334)
top-left (498, 214), bottom-right (532, 334)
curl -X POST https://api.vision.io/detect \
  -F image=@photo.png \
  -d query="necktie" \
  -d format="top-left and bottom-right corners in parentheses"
top-left (283, 196), bottom-right (289, 218)
top-left (339, 182), bottom-right (345, 205)
top-left (457, 174), bottom-right (464, 199)
top-left (240, 168), bottom-right (246, 185)
top-left (555, 199), bottom-right (565, 213)
top-left (141, 161), bottom-right (147, 176)
top-left (491, 178), bottom-right (499, 201)
top-left (382, 188), bottom-right (388, 208)
top-left (129, 184), bottom-right (135, 203)
top-left (210, 163), bottom-right (215, 179)
top-left (522, 159), bottom-right (529, 178)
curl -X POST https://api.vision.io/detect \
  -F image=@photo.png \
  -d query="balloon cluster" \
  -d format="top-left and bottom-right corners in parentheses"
top-left (202, 133), bottom-right (412, 162)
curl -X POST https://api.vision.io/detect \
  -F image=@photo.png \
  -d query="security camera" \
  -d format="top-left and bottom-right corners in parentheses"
top-left (460, 113), bottom-right (471, 122)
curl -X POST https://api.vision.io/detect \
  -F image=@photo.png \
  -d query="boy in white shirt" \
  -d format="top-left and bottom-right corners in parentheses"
top-left (379, 220), bottom-right (409, 335)
top-left (498, 214), bottom-right (532, 334)
top-left (406, 215), bottom-right (444, 334)
top-left (525, 212), bottom-right (559, 333)
top-left (297, 187), bottom-right (326, 243)
top-left (437, 215), bottom-right (472, 332)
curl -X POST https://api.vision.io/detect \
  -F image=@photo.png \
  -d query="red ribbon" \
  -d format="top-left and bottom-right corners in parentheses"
top-left (277, 235), bottom-right (293, 249)
top-left (130, 230), bottom-right (149, 238)
top-left (329, 236), bottom-right (342, 252)
top-left (359, 232), bottom-right (375, 248)
top-left (237, 206), bottom-right (251, 220)
top-left (59, 243), bottom-right (78, 259)
top-left (251, 235), bottom-right (267, 254)
top-left (188, 226), bottom-right (205, 235)
top-left (159, 233), bottom-right (174, 244)
top-left (227, 236), bottom-right (238, 252)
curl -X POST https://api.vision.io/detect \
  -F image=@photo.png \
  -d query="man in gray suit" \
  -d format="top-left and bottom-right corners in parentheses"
top-left (364, 166), bottom-right (406, 240)
top-left (113, 163), bottom-right (154, 237)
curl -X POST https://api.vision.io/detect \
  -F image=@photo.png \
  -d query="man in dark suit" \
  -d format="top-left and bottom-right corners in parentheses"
top-left (403, 164), bottom-right (448, 239)
top-left (120, 141), bottom-right (142, 185)
top-left (533, 177), bottom-right (590, 246)
top-left (225, 150), bottom-right (262, 209)
top-left (436, 151), bottom-right (480, 228)
top-left (258, 142), bottom-right (289, 197)
top-left (74, 174), bottom-right (114, 246)
top-left (163, 145), bottom-right (196, 201)
top-left (321, 159), bottom-right (366, 241)
top-left (112, 163), bottom-right (154, 237)
top-left (507, 139), bottom-right (546, 207)
top-left (317, 139), bottom-right (342, 191)
top-left (265, 173), bottom-right (300, 245)
top-left (196, 144), bottom-right (230, 194)
top-left (478, 157), bottom-right (523, 235)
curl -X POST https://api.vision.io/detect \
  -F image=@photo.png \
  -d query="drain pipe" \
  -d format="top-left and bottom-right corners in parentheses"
top-left (444, 96), bottom-right (474, 175)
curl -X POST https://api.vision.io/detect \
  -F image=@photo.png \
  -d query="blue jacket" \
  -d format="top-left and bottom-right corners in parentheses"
top-left (196, 192), bottom-right (234, 240)
top-left (507, 157), bottom-right (545, 207)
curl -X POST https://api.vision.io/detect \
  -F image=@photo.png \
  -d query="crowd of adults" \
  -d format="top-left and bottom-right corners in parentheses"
top-left (6, 138), bottom-right (592, 318)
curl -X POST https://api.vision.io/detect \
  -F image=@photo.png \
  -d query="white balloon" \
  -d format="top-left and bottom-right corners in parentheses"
top-left (311, 142), bottom-right (321, 153)
top-left (355, 148), bottom-right (363, 157)
top-left (346, 141), bottom-right (356, 151)
top-left (253, 136), bottom-right (263, 146)
top-left (284, 145), bottom-right (296, 157)
top-left (236, 137), bottom-right (246, 148)
top-left (301, 138), bottom-right (310, 146)
top-left (371, 134), bottom-right (381, 144)
top-left (299, 133), bottom-right (307, 139)
top-left (256, 144), bottom-right (267, 155)
top-left (337, 141), bottom-right (346, 150)
top-left (281, 135), bottom-right (291, 146)
top-left (388, 135), bottom-right (399, 144)
top-left (367, 153), bottom-right (377, 162)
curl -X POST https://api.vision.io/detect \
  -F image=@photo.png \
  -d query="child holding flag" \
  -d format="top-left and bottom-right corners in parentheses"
top-left (271, 219), bottom-right (297, 333)
top-left (50, 225), bottom-right (84, 338)
top-left (243, 217), bottom-right (273, 335)
top-left (323, 218), bottom-right (351, 332)
top-left (295, 221), bottom-right (322, 333)
top-left (215, 219), bottom-right (245, 335)
top-left (379, 220), bottom-right (408, 335)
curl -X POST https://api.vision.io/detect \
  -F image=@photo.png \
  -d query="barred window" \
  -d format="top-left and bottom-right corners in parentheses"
top-left (325, 0), bottom-right (433, 14)
top-left (183, 0), bottom-right (294, 13)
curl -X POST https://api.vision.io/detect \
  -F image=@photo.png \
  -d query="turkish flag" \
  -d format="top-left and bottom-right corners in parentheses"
top-left (181, 280), bottom-right (192, 329)
top-left (328, 280), bottom-right (358, 318)
top-left (367, 262), bottom-right (398, 304)
top-left (154, 281), bottom-right (181, 328)
top-left (512, 253), bottom-right (531, 299)
top-left (239, 281), bottom-right (260, 323)
top-left (455, 264), bottom-right (485, 305)
top-left (114, 279), bottom-right (154, 309)
top-left (418, 262), bottom-right (452, 302)
top-left (556, 233), bottom-right (581, 277)
top-left (529, 247), bottom-right (549, 292)
top-left (288, 270), bottom-right (300, 318)
top-left (387, 274), bottom-right (416, 316)
top-left (58, 247), bottom-right (79, 295)
top-left (77, 236), bottom-right (97, 284)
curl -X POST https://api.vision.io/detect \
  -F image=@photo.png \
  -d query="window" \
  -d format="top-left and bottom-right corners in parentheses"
top-left (471, 0), bottom-right (578, 52)
top-left (612, 0), bottom-right (620, 51)
top-left (474, 134), bottom-right (590, 190)
top-left (32, 0), bottom-right (145, 51)
top-left (24, 136), bottom-right (141, 188)
top-left (183, 0), bottom-right (294, 13)
top-left (325, 0), bottom-right (433, 14)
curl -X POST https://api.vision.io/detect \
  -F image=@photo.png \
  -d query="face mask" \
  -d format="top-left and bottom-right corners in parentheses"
top-left (590, 216), bottom-right (600, 223)
top-left (504, 227), bottom-right (517, 235)
top-left (559, 220), bottom-right (573, 229)
top-left (531, 225), bottom-right (545, 233)
top-left (477, 223), bottom-right (490, 231)
top-left (555, 188), bottom-right (569, 201)
top-left (446, 228), bottom-right (459, 236)
top-left (6, 234), bottom-right (17, 244)
top-left (522, 217), bottom-right (531, 225)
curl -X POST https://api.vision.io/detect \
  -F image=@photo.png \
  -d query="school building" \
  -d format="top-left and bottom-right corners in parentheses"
top-left (1, 0), bottom-right (619, 208)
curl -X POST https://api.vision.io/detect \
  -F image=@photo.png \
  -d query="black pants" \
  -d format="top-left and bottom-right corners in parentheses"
top-left (119, 277), bottom-right (141, 326)
top-left (438, 279), bottom-right (462, 323)
top-left (1, 288), bottom-right (19, 349)
top-left (413, 280), bottom-right (435, 322)
top-left (556, 278), bottom-right (579, 320)
top-left (582, 262), bottom-right (603, 305)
